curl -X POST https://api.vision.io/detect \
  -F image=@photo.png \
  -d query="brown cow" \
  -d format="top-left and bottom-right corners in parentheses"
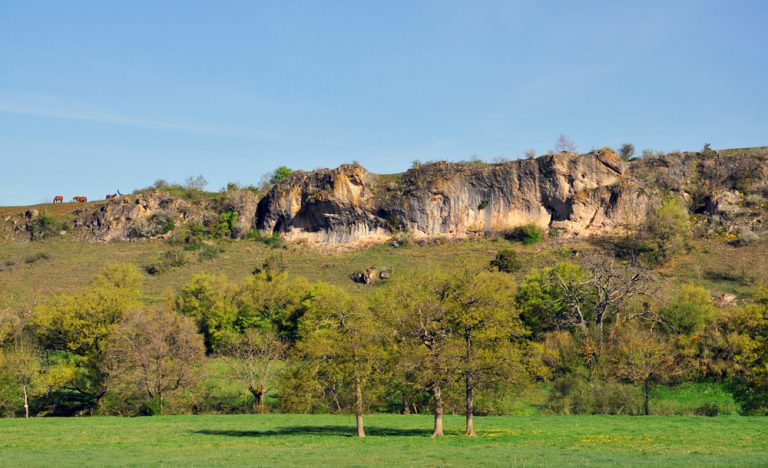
top-left (52, 195), bottom-right (64, 204)
top-left (72, 196), bottom-right (88, 203)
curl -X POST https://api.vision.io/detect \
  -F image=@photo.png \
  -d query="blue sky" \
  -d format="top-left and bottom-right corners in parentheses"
top-left (1, 1), bottom-right (766, 205)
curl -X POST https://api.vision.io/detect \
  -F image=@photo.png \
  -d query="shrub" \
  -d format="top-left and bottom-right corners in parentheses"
top-left (478, 200), bottom-right (489, 210)
top-left (506, 224), bottom-right (545, 245)
top-left (730, 228), bottom-right (759, 247)
top-left (694, 402), bottom-right (720, 417)
top-left (246, 229), bottom-right (282, 248)
top-left (148, 211), bottom-right (176, 235)
top-left (25, 252), bottom-right (50, 264)
top-left (28, 213), bottom-right (66, 241)
top-left (145, 250), bottom-right (189, 275)
top-left (218, 211), bottom-right (238, 239)
top-left (490, 249), bottom-right (522, 273)
top-left (546, 372), bottom-right (643, 415)
top-left (198, 244), bottom-right (223, 262)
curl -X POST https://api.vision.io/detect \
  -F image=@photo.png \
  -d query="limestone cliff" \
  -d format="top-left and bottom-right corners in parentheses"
top-left (256, 150), bottom-right (656, 245)
top-left (5, 147), bottom-right (767, 245)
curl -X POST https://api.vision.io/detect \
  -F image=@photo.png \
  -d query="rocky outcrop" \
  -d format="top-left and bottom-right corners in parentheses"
top-left (256, 150), bottom-right (658, 244)
top-left (6, 147), bottom-right (768, 245)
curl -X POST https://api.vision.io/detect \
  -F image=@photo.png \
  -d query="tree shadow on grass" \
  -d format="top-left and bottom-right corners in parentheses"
top-left (194, 425), bottom-right (432, 438)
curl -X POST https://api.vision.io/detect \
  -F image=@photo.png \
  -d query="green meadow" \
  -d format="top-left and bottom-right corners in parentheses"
top-left (1, 414), bottom-right (766, 466)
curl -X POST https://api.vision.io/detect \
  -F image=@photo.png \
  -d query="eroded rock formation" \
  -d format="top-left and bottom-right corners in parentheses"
top-left (5, 147), bottom-right (767, 245)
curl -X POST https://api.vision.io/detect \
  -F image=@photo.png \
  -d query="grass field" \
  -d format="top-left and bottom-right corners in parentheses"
top-left (0, 414), bottom-right (766, 466)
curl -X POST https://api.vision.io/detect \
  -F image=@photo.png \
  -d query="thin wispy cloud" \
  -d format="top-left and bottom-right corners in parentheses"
top-left (0, 97), bottom-right (250, 137)
top-left (0, 92), bottom-right (454, 157)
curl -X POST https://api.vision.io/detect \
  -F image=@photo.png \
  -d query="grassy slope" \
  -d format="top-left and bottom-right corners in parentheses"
top-left (1, 236), bottom-right (766, 311)
top-left (0, 414), bottom-right (766, 466)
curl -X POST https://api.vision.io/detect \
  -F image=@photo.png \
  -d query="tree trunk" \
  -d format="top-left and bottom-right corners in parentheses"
top-left (23, 384), bottom-right (29, 419)
top-left (643, 379), bottom-right (650, 416)
top-left (464, 330), bottom-right (476, 436)
top-left (465, 370), bottom-right (476, 436)
top-left (354, 378), bottom-right (365, 438)
top-left (249, 384), bottom-right (264, 413)
top-left (432, 384), bottom-right (444, 437)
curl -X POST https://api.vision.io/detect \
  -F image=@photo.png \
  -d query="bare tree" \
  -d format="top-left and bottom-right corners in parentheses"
top-left (104, 307), bottom-right (205, 414)
top-left (524, 149), bottom-right (537, 160)
top-left (555, 134), bottom-right (577, 153)
top-left (550, 254), bottom-right (652, 346)
top-left (220, 329), bottom-right (287, 412)
top-left (184, 175), bottom-right (208, 191)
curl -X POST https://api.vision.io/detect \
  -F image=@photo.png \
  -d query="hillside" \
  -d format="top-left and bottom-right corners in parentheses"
top-left (3, 147), bottom-right (767, 247)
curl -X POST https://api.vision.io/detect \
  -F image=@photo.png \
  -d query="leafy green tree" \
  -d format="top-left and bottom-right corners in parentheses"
top-left (647, 197), bottom-right (690, 262)
top-left (31, 264), bottom-right (143, 409)
top-left (269, 166), bottom-right (293, 185)
top-left (516, 263), bottom-right (593, 336)
top-left (296, 283), bottom-right (386, 437)
top-left (175, 274), bottom-right (239, 353)
top-left (444, 269), bottom-right (527, 435)
top-left (660, 284), bottom-right (717, 335)
top-left (378, 271), bottom-right (460, 437)
top-left (235, 271), bottom-right (311, 342)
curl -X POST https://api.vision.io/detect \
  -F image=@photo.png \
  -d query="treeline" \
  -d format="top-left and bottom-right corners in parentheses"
top-left (1, 246), bottom-right (767, 435)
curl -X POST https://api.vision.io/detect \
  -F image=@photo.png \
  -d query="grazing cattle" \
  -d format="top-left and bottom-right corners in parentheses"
top-left (72, 196), bottom-right (88, 203)
top-left (52, 195), bottom-right (64, 204)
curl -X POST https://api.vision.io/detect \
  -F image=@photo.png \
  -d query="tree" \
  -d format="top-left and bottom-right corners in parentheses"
top-left (295, 283), bottom-right (386, 437)
top-left (516, 262), bottom-right (593, 337)
top-left (184, 175), bottom-right (208, 191)
top-left (516, 256), bottom-right (651, 350)
top-left (659, 284), bottom-right (717, 335)
top-left (524, 149), bottom-right (537, 160)
top-left (103, 307), bottom-right (205, 414)
top-left (1, 334), bottom-right (43, 418)
top-left (235, 271), bottom-right (311, 342)
top-left (379, 271), bottom-right (458, 437)
top-left (220, 329), bottom-right (287, 412)
top-left (31, 264), bottom-right (143, 410)
top-left (443, 269), bottom-right (527, 435)
top-left (618, 143), bottom-right (635, 161)
top-left (269, 166), bottom-right (293, 185)
top-left (606, 325), bottom-right (679, 415)
top-left (555, 134), bottom-right (576, 153)
top-left (175, 274), bottom-right (239, 353)
top-left (647, 197), bottom-right (690, 262)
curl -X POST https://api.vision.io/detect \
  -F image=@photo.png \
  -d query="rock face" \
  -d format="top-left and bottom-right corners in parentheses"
top-left (256, 150), bottom-right (656, 245)
top-left (6, 147), bottom-right (767, 245)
